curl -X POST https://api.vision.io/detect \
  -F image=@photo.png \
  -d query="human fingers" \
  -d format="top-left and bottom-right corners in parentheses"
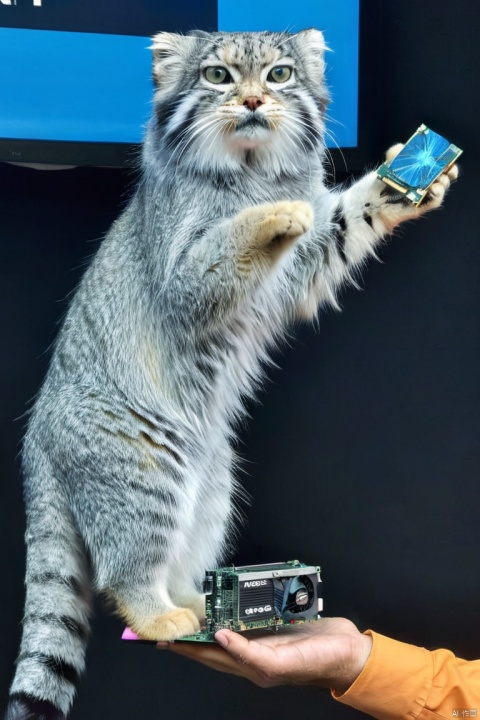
top-left (250, 618), bottom-right (361, 647)
top-left (165, 641), bottom-right (248, 676)
top-left (217, 622), bottom-right (371, 691)
top-left (214, 630), bottom-right (284, 686)
top-left (164, 637), bottom-right (276, 685)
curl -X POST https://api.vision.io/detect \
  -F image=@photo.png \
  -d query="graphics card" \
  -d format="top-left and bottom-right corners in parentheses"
top-left (122, 560), bottom-right (322, 644)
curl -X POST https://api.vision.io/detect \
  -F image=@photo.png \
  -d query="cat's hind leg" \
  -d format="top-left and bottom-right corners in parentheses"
top-left (69, 396), bottom-right (206, 641)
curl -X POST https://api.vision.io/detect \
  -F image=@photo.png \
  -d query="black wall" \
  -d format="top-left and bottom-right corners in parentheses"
top-left (1, 3), bottom-right (479, 718)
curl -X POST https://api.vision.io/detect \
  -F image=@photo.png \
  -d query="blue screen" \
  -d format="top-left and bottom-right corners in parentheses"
top-left (0, 0), bottom-right (359, 149)
top-left (0, 29), bottom-right (153, 143)
top-left (218, 0), bottom-right (359, 148)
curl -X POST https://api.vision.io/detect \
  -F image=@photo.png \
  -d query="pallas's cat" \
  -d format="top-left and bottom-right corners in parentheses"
top-left (6, 29), bottom-right (457, 720)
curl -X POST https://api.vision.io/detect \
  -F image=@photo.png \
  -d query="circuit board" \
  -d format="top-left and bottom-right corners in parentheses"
top-left (377, 124), bottom-right (462, 206)
top-left (121, 560), bottom-right (323, 645)
top-left (177, 560), bottom-right (322, 643)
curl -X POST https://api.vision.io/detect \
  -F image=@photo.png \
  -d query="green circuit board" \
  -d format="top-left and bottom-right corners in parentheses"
top-left (177, 560), bottom-right (322, 643)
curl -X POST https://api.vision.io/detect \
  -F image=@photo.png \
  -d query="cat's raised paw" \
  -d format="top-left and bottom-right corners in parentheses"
top-left (234, 200), bottom-right (313, 270)
top-left (132, 608), bottom-right (200, 641)
top-left (257, 200), bottom-right (313, 249)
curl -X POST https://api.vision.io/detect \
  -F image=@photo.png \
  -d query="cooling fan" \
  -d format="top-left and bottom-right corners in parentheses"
top-left (275, 574), bottom-right (316, 621)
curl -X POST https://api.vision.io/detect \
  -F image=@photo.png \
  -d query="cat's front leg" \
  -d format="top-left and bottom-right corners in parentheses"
top-left (292, 150), bottom-right (458, 319)
top-left (326, 146), bottom-right (458, 270)
top-left (230, 200), bottom-right (313, 272)
top-left (364, 143), bottom-right (459, 233)
top-left (171, 201), bottom-right (313, 327)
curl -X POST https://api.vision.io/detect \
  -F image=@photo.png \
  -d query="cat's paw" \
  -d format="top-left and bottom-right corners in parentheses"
top-left (376, 144), bottom-right (459, 230)
top-left (256, 200), bottom-right (314, 247)
top-left (421, 162), bottom-right (459, 212)
top-left (385, 143), bottom-right (404, 163)
top-left (133, 608), bottom-right (200, 641)
top-left (234, 200), bottom-right (313, 273)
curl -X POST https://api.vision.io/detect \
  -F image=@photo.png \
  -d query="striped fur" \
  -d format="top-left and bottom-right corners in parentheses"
top-left (6, 30), bottom-right (455, 718)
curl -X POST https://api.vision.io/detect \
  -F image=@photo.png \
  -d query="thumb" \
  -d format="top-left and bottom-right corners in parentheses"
top-left (215, 629), bottom-right (250, 659)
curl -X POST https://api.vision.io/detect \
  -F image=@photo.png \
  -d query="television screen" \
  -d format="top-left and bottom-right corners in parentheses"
top-left (0, 0), bottom-right (371, 168)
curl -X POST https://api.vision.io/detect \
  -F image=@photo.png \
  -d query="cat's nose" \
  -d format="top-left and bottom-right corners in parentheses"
top-left (243, 96), bottom-right (263, 112)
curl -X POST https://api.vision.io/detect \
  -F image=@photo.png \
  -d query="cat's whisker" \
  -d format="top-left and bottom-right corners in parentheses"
top-left (323, 111), bottom-right (347, 130)
top-left (284, 109), bottom-right (324, 145)
top-left (323, 127), bottom-right (348, 173)
top-left (192, 120), bottom-right (227, 172)
top-left (278, 119), bottom-right (307, 158)
top-left (274, 32), bottom-right (298, 49)
top-left (166, 111), bottom-right (220, 150)
top-left (160, 116), bottom-right (215, 175)
top-left (281, 112), bottom-right (325, 173)
top-left (281, 108), bottom-right (334, 178)
top-left (174, 115), bottom-right (221, 155)
top-left (172, 116), bottom-right (224, 172)
top-left (189, 113), bottom-right (233, 173)
top-left (281, 124), bottom-right (317, 185)
top-left (282, 107), bottom-right (323, 141)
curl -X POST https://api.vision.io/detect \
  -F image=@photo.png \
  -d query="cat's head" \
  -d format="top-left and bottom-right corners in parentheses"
top-left (148, 30), bottom-right (329, 174)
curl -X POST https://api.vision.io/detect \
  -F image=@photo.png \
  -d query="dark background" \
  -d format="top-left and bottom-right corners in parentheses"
top-left (1, 2), bottom-right (479, 718)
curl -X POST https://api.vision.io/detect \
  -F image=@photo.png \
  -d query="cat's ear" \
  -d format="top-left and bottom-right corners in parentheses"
top-left (151, 32), bottom-right (196, 87)
top-left (295, 28), bottom-right (326, 56)
top-left (293, 28), bottom-right (327, 79)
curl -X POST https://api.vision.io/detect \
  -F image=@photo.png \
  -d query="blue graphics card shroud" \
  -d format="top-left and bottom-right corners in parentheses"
top-left (377, 124), bottom-right (463, 206)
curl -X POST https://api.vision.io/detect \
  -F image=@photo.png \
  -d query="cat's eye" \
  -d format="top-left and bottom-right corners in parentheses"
top-left (267, 66), bottom-right (292, 83)
top-left (205, 67), bottom-right (232, 84)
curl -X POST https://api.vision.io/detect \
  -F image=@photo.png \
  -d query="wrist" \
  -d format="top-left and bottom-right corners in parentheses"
top-left (330, 632), bottom-right (372, 695)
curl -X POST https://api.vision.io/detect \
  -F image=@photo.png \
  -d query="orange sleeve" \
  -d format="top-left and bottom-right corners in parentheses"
top-left (332, 630), bottom-right (480, 719)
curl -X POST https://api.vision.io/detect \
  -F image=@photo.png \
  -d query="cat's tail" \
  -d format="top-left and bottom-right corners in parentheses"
top-left (5, 476), bottom-right (92, 720)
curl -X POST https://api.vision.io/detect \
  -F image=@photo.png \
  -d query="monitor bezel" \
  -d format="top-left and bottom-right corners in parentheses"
top-left (0, 0), bottom-right (381, 172)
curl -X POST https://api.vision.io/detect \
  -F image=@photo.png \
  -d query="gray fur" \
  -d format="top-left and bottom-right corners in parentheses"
top-left (7, 29), bottom-right (449, 718)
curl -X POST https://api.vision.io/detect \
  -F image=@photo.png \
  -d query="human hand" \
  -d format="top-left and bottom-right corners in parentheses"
top-left (159, 617), bottom-right (372, 694)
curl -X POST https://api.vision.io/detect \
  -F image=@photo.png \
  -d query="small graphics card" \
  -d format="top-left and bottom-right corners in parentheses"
top-left (377, 124), bottom-right (462, 206)
top-left (122, 560), bottom-right (322, 644)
